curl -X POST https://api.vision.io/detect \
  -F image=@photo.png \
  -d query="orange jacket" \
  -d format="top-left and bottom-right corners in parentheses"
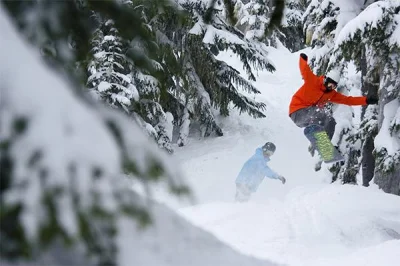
top-left (289, 56), bottom-right (367, 115)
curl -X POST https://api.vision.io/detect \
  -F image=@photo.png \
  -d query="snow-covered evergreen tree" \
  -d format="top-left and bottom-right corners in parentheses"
top-left (176, 0), bottom-right (275, 137)
top-left (87, 18), bottom-right (137, 111)
top-left (331, 0), bottom-right (400, 193)
top-left (85, 0), bottom-right (176, 153)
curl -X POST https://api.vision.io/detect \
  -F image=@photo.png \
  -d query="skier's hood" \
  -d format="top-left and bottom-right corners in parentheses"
top-left (256, 147), bottom-right (270, 162)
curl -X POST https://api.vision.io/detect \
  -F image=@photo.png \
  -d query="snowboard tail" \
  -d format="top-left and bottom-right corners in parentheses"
top-left (304, 124), bottom-right (344, 163)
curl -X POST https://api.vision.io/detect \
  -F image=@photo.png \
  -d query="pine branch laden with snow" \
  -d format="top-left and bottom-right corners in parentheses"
top-left (154, 112), bottom-right (174, 154)
top-left (214, 64), bottom-right (267, 117)
top-left (177, 108), bottom-right (191, 147)
top-left (191, 2), bottom-right (276, 76)
top-left (0, 8), bottom-right (191, 264)
top-left (374, 98), bottom-right (400, 194)
top-left (282, 0), bottom-right (305, 28)
top-left (303, 0), bottom-right (341, 74)
top-left (328, 99), bottom-right (362, 184)
top-left (204, 51), bottom-right (267, 118)
top-left (183, 52), bottom-right (224, 137)
top-left (131, 95), bottom-right (176, 153)
top-left (275, 0), bottom-right (307, 52)
top-left (234, 0), bottom-right (306, 52)
top-left (334, 1), bottom-right (399, 65)
top-left (391, 102), bottom-right (400, 135)
top-left (183, 2), bottom-right (274, 80)
top-left (0, 0), bottom-right (92, 81)
top-left (237, 0), bottom-right (272, 41)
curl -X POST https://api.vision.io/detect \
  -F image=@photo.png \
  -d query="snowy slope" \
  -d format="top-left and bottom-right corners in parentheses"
top-left (118, 198), bottom-right (279, 266)
top-left (153, 46), bottom-right (329, 208)
top-left (151, 46), bottom-right (400, 265)
top-left (179, 185), bottom-right (400, 266)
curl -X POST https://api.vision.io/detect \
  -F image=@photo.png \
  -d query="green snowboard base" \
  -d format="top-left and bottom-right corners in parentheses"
top-left (304, 124), bottom-right (344, 164)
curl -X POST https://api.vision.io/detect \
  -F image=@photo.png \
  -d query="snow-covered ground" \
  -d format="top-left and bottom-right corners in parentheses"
top-left (152, 46), bottom-right (400, 265)
top-left (179, 185), bottom-right (400, 266)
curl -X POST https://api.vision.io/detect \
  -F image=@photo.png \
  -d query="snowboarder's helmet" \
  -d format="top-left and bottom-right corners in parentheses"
top-left (324, 69), bottom-right (340, 87)
top-left (262, 142), bottom-right (276, 155)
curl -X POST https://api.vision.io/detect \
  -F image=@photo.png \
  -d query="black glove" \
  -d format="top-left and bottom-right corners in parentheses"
top-left (278, 175), bottom-right (286, 184)
top-left (366, 96), bottom-right (379, 105)
top-left (300, 53), bottom-right (308, 61)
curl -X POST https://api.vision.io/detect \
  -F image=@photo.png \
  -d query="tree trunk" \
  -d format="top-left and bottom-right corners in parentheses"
top-left (374, 167), bottom-right (400, 195)
top-left (373, 56), bottom-right (400, 195)
top-left (325, 114), bottom-right (336, 140)
top-left (360, 48), bottom-right (379, 186)
top-left (361, 135), bottom-right (375, 186)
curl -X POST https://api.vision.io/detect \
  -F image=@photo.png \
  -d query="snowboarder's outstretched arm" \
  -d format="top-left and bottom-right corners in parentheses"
top-left (299, 53), bottom-right (316, 81)
top-left (329, 90), bottom-right (367, 106)
top-left (263, 164), bottom-right (286, 184)
top-left (263, 164), bottom-right (279, 179)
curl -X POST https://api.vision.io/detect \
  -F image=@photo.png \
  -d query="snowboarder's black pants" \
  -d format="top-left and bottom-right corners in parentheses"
top-left (289, 106), bottom-right (336, 140)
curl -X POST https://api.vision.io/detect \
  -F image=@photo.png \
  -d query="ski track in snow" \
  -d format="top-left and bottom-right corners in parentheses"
top-left (152, 47), bottom-right (400, 266)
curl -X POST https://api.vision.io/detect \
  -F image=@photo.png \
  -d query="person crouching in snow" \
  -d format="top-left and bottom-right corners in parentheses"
top-left (235, 142), bottom-right (286, 202)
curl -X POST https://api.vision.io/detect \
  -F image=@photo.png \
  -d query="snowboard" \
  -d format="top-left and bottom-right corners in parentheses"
top-left (304, 124), bottom-right (344, 164)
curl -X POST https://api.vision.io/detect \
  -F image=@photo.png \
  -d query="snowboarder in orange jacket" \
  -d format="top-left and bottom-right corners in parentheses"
top-left (289, 53), bottom-right (378, 131)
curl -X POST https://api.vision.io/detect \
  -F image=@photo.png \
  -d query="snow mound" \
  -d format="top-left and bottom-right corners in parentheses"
top-left (178, 184), bottom-right (400, 266)
top-left (119, 199), bottom-right (279, 266)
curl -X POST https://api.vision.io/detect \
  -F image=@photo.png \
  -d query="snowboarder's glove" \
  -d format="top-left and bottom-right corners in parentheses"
top-left (366, 96), bottom-right (378, 105)
top-left (278, 175), bottom-right (286, 184)
top-left (300, 53), bottom-right (308, 61)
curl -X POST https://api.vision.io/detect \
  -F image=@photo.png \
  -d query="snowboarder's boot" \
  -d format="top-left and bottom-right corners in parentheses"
top-left (308, 144), bottom-right (316, 157)
top-left (314, 159), bottom-right (322, 171)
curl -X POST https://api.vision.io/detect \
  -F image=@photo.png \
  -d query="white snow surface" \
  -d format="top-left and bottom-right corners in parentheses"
top-left (151, 47), bottom-right (400, 266)
top-left (118, 199), bottom-right (277, 266)
top-left (179, 185), bottom-right (400, 266)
